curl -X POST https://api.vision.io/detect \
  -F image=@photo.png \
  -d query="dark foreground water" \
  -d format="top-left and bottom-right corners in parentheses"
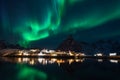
top-left (0, 57), bottom-right (120, 80)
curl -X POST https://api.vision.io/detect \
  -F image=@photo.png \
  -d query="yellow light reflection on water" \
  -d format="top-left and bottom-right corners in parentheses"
top-left (1, 57), bottom-right (85, 66)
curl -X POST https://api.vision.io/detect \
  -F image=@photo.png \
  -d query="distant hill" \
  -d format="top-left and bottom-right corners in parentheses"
top-left (0, 40), bottom-right (24, 49)
top-left (56, 35), bottom-right (81, 52)
top-left (0, 40), bottom-right (7, 49)
top-left (56, 36), bottom-right (120, 55)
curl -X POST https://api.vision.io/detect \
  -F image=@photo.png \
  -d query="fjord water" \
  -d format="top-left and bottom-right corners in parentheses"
top-left (0, 58), bottom-right (120, 80)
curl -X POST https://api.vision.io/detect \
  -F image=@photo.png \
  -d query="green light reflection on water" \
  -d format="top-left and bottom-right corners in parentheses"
top-left (16, 64), bottom-right (47, 80)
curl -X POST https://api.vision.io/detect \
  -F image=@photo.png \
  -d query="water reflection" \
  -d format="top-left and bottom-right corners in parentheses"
top-left (0, 57), bottom-right (120, 80)
top-left (1, 57), bottom-right (120, 66)
top-left (16, 64), bottom-right (47, 80)
top-left (94, 59), bottom-right (120, 64)
top-left (109, 59), bottom-right (119, 63)
top-left (97, 59), bottom-right (103, 62)
top-left (0, 57), bottom-right (85, 66)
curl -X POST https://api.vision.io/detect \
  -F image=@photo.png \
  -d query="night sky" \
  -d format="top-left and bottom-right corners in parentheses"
top-left (0, 0), bottom-right (120, 49)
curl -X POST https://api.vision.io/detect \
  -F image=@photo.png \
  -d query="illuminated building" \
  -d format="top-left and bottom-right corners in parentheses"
top-left (109, 53), bottom-right (117, 56)
top-left (94, 53), bottom-right (103, 56)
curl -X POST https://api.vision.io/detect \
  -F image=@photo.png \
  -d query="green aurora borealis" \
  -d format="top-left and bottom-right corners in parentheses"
top-left (0, 0), bottom-right (120, 48)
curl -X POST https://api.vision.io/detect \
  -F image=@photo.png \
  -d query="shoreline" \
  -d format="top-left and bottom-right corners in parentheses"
top-left (1, 56), bottom-right (120, 59)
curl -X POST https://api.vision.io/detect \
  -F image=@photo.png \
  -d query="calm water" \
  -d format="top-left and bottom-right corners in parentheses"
top-left (0, 57), bottom-right (120, 80)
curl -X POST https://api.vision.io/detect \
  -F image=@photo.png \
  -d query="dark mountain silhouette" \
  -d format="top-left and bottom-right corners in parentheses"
top-left (0, 37), bottom-right (120, 55)
top-left (0, 40), bottom-right (24, 49)
top-left (0, 40), bottom-right (7, 49)
top-left (56, 35), bottom-right (81, 52)
top-left (56, 36), bottom-right (120, 55)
